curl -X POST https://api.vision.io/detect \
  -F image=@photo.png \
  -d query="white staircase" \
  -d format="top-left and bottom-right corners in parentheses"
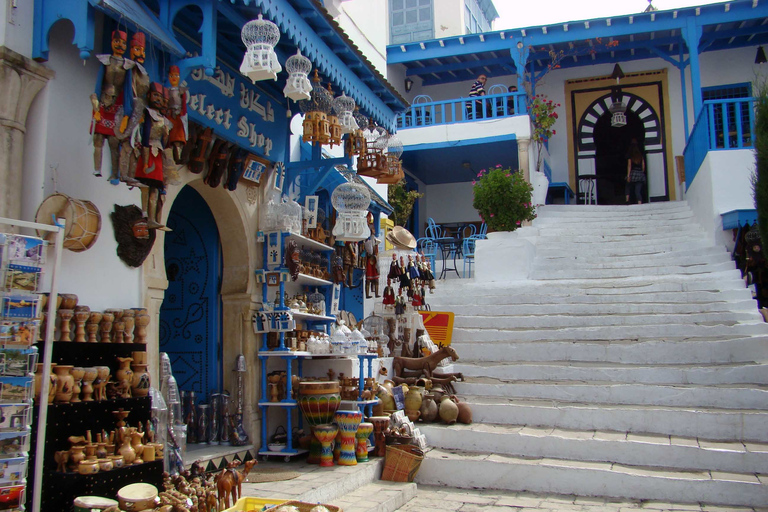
top-left (417, 202), bottom-right (768, 508)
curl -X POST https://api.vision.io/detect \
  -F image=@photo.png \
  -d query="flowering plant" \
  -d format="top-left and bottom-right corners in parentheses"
top-left (529, 94), bottom-right (560, 171)
top-left (472, 166), bottom-right (536, 232)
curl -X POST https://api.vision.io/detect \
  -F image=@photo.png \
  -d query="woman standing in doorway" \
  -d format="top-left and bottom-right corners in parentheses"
top-left (625, 143), bottom-right (646, 204)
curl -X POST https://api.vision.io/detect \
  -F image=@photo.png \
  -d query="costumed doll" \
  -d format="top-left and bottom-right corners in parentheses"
top-left (343, 242), bottom-right (358, 288)
top-left (394, 288), bottom-right (406, 317)
top-left (166, 65), bottom-right (189, 164)
top-left (407, 255), bottom-right (420, 280)
top-left (117, 32), bottom-right (150, 187)
top-left (419, 254), bottom-right (436, 292)
top-left (134, 83), bottom-right (173, 232)
top-left (387, 253), bottom-right (401, 281)
top-left (365, 253), bottom-right (380, 299)
top-left (382, 278), bottom-right (395, 307)
top-left (398, 256), bottom-right (411, 292)
top-left (411, 280), bottom-right (423, 308)
top-left (332, 254), bottom-right (345, 284)
top-left (91, 30), bottom-right (134, 179)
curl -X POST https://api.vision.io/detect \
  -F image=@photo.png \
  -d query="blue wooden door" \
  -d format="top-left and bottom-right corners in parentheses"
top-left (159, 186), bottom-right (221, 400)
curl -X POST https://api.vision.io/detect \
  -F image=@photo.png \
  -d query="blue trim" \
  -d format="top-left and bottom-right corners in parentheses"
top-left (722, 209), bottom-right (758, 230)
top-left (402, 133), bottom-right (517, 153)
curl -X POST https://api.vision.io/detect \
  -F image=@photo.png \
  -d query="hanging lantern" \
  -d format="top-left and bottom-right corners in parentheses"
top-left (357, 123), bottom-right (388, 178)
top-left (345, 105), bottom-right (368, 157)
top-left (283, 50), bottom-right (312, 101)
top-left (610, 88), bottom-right (627, 128)
top-left (331, 182), bottom-right (371, 242)
top-left (333, 93), bottom-right (358, 134)
top-left (353, 105), bottom-right (368, 130)
top-left (299, 70), bottom-right (333, 144)
top-left (378, 134), bottom-right (404, 184)
top-left (239, 14), bottom-right (282, 83)
top-left (326, 84), bottom-right (343, 147)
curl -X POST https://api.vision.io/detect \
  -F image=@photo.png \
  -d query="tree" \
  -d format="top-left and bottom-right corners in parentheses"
top-left (387, 179), bottom-right (423, 227)
top-left (754, 80), bottom-right (768, 255)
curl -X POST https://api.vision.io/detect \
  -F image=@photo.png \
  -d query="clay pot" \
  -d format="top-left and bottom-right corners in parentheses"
top-left (376, 387), bottom-right (396, 412)
top-left (96, 442), bottom-right (108, 460)
top-left (109, 454), bottom-right (124, 468)
top-left (70, 367), bottom-right (85, 403)
top-left (78, 459), bottom-right (99, 475)
top-left (438, 395), bottom-right (459, 425)
top-left (53, 365), bottom-right (74, 403)
top-left (419, 393), bottom-right (439, 423)
top-left (453, 396), bottom-right (473, 424)
top-left (131, 364), bottom-right (150, 398)
top-left (118, 433), bottom-right (136, 465)
top-left (113, 321), bottom-right (125, 344)
top-left (68, 445), bottom-right (85, 471)
top-left (116, 357), bottom-right (133, 398)
top-left (98, 458), bottom-right (113, 472)
top-left (34, 363), bottom-right (57, 404)
top-left (60, 294), bottom-right (78, 310)
top-left (81, 367), bottom-right (98, 401)
top-left (406, 409), bottom-right (421, 422)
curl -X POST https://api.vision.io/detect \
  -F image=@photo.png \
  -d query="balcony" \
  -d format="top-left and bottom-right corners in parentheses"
top-left (683, 97), bottom-right (755, 189)
top-left (396, 91), bottom-right (527, 128)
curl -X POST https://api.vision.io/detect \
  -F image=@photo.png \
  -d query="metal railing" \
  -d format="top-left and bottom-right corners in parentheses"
top-left (396, 91), bottom-right (526, 129)
top-left (683, 97), bottom-right (755, 188)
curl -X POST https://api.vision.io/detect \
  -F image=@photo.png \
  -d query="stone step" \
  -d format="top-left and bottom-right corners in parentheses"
top-left (453, 380), bottom-right (768, 409)
top-left (331, 482), bottom-right (417, 512)
top-left (536, 202), bottom-right (694, 216)
top-left (535, 225), bottom-right (707, 239)
top-left (453, 396), bottom-right (768, 441)
top-left (441, 299), bottom-right (760, 317)
top-left (452, 321), bottom-right (768, 343)
top-left (529, 261), bottom-right (738, 280)
top-left (531, 238), bottom-right (715, 255)
top-left (533, 249), bottom-right (732, 270)
top-left (419, 423), bottom-right (768, 474)
top-left (534, 212), bottom-right (696, 227)
top-left (453, 310), bottom-right (763, 329)
top-left (415, 448), bottom-right (768, 507)
top-left (454, 361), bottom-right (768, 386)
top-left (449, 336), bottom-right (768, 364)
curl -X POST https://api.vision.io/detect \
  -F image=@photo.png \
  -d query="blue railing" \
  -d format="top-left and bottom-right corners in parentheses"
top-left (396, 92), bottom-right (526, 129)
top-left (683, 97), bottom-right (755, 189)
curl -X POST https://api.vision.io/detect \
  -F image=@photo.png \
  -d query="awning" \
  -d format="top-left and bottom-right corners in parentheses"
top-left (88, 0), bottom-right (186, 56)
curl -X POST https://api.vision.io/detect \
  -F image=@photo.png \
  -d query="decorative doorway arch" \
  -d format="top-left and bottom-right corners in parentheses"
top-left (575, 91), bottom-right (669, 203)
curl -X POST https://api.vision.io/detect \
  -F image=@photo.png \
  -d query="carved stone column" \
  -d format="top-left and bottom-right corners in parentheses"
top-left (0, 46), bottom-right (55, 221)
top-left (517, 138), bottom-right (531, 184)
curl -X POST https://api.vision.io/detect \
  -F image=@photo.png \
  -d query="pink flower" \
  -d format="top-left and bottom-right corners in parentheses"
top-left (505, 173), bottom-right (511, 177)
top-left (490, 213), bottom-right (495, 217)
top-left (516, 220), bottom-right (522, 225)
top-left (496, 164), bottom-right (502, 168)
top-left (472, 181), bottom-right (476, 185)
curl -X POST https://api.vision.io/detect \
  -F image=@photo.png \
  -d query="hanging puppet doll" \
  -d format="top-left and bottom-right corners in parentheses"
top-left (382, 278), bottom-right (395, 307)
top-left (166, 65), bottom-right (189, 164)
top-left (91, 30), bottom-right (134, 180)
top-left (117, 32), bottom-right (150, 187)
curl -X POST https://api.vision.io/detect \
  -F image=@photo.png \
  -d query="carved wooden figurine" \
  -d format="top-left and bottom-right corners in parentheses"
top-left (215, 459), bottom-right (256, 510)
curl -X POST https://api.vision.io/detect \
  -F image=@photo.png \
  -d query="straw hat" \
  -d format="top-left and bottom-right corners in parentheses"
top-left (386, 226), bottom-right (416, 250)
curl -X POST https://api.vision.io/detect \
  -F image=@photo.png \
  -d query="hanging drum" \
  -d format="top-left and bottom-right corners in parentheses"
top-left (35, 193), bottom-right (102, 252)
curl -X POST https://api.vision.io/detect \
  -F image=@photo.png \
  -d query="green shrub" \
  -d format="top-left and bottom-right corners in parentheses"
top-left (754, 81), bottom-right (768, 255)
top-left (472, 166), bottom-right (537, 232)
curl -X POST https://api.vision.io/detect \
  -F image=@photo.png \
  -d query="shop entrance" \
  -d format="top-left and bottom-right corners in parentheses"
top-left (593, 111), bottom-right (646, 204)
top-left (159, 185), bottom-right (222, 399)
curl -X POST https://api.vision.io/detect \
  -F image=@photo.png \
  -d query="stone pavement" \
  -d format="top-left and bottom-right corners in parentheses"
top-left (387, 486), bottom-right (768, 512)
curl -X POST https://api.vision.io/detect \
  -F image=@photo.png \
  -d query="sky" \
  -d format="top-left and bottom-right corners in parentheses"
top-left (493, 0), bottom-right (729, 30)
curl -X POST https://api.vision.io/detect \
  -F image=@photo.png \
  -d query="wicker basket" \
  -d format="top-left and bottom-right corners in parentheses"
top-left (380, 444), bottom-right (424, 482)
top-left (276, 500), bottom-right (342, 512)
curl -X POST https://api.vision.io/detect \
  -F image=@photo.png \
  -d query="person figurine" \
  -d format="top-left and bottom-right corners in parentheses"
top-left (394, 288), bottom-right (406, 317)
top-left (411, 280), bottom-right (423, 308)
top-left (382, 278), bottom-right (395, 307)
top-left (91, 30), bottom-right (134, 179)
top-left (398, 256), bottom-right (411, 290)
top-left (134, 82), bottom-right (172, 232)
top-left (407, 254), bottom-right (421, 280)
top-left (365, 253), bottom-right (380, 299)
top-left (166, 65), bottom-right (189, 163)
top-left (343, 242), bottom-right (358, 288)
top-left (117, 32), bottom-right (150, 187)
top-left (387, 253), bottom-right (401, 280)
top-left (468, 74), bottom-right (487, 118)
top-left (507, 85), bottom-right (518, 115)
top-left (419, 254), bottom-right (436, 293)
top-left (625, 141), bottom-right (646, 204)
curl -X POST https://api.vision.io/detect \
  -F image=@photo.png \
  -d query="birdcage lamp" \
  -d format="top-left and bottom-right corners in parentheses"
top-left (300, 70), bottom-right (333, 144)
top-left (334, 93), bottom-right (358, 134)
top-left (239, 14), bottom-right (282, 83)
top-left (331, 182), bottom-right (371, 242)
top-left (283, 50), bottom-right (312, 101)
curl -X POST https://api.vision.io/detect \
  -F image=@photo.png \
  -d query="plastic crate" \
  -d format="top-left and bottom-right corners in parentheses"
top-left (224, 496), bottom-right (286, 511)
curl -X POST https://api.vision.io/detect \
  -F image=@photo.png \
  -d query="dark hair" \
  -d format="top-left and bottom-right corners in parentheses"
top-left (628, 144), bottom-right (643, 165)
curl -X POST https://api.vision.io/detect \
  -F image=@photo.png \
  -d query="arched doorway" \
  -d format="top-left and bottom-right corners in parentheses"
top-left (593, 110), bottom-right (646, 204)
top-left (159, 185), bottom-right (222, 399)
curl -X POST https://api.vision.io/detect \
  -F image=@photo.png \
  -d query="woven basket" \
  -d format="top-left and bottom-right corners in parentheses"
top-left (277, 500), bottom-right (342, 512)
top-left (381, 444), bottom-right (424, 482)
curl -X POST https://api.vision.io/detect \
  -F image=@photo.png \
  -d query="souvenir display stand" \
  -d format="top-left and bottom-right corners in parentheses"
top-left (0, 216), bottom-right (63, 512)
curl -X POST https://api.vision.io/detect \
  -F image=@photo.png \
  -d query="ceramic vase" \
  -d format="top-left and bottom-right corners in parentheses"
top-left (454, 396), bottom-right (473, 424)
top-left (355, 422), bottom-right (373, 462)
top-left (115, 357), bottom-right (133, 398)
top-left (70, 367), bottom-right (85, 403)
top-left (100, 312), bottom-right (114, 343)
top-left (333, 410), bottom-right (362, 466)
top-left (34, 363), bottom-right (58, 404)
top-left (439, 395), bottom-right (459, 425)
top-left (110, 309), bottom-right (124, 341)
top-left (109, 455), bottom-right (124, 468)
top-left (60, 293), bottom-right (78, 310)
top-left (404, 386), bottom-right (423, 422)
top-left (121, 309), bottom-right (135, 343)
top-left (53, 365), bottom-right (74, 403)
top-left (78, 460), bottom-right (99, 475)
top-left (313, 424), bottom-right (338, 467)
top-left (81, 367), bottom-right (98, 401)
top-left (118, 434), bottom-right (136, 465)
top-left (98, 458), bottom-right (113, 472)
top-left (419, 394), bottom-right (439, 423)
top-left (58, 309), bottom-right (74, 342)
top-left (74, 306), bottom-right (90, 342)
top-left (130, 363), bottom-right (150, 398)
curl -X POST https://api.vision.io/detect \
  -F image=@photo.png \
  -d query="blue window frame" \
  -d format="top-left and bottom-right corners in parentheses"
top-left (390, 0), bottom-right (434, 44)
top-left (703, 82), bottom-right (752, 149)
top-left (464, 0), bottom-right (491, 35)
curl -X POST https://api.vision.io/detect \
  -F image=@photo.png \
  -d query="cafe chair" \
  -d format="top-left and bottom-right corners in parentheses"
top-left (463, 237), bottom-right (476, 278)
top-left (417, 237), bottom-right (438, 273)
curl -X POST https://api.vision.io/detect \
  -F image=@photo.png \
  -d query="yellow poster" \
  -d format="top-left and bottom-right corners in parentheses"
top-left (418, 311), bottom-right (454, 346)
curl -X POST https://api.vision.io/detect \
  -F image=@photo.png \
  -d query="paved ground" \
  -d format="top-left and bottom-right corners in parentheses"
top-left (390, 486), bottom-right (768, 512)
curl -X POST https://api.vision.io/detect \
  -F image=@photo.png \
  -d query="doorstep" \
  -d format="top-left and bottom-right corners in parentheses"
top-left (185, 443), bottom-right (257, 472)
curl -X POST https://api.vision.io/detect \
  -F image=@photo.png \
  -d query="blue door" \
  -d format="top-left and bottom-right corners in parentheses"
top-left (159, 186), bottom-right (221, 400)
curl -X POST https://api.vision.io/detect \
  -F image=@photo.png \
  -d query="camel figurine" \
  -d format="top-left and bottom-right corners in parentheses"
top-left (215, 459), bottom-right (256, 509)
top-left (393, 343), bottom-right (459, 380)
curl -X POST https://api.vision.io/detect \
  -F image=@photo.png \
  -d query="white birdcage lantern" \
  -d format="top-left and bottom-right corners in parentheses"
top-left (358, 123), bottom-right (388, 177)
top-left (331, 181), bottom-right (371, 242)
top-left (610, 88), bottom-right (627, 128)
top-left (333, 93), bottom-right (358, 134)
top-left (345, 105), bottom-right (368, 157)
top-left (299, 70), bottom-right (333, 144)
top-left (326, 83), bottom-right (343, 147)
top-left (283, 49), bottom-right (312, 101)
top-left (239, 14), bottom-right (282, 83)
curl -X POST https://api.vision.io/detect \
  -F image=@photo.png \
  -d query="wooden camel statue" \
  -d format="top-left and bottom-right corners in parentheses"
top-left (392, 344), bottom-right (459, 380)
top-left (215, 459), bottom-right (257, 509)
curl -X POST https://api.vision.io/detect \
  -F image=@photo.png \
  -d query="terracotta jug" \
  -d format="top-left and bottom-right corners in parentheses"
top-left (130, 430), bottom-right (145, 464)
top-left (453, 396), bottom-right (473, 424)
top-left (438, 395), bottom-right (459, 425)
top-left (53, 365), bottom-right (74, 403)
top-left (419, 393), bottom-right (439, 423)
top-left (404, 386), bottom-right (423, 414)
top-left (131, 364), bottom-right (150, 398)
top-left (115, 357), bottom-right (133, 398)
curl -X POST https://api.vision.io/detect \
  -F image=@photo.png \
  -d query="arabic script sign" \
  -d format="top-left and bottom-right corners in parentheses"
top-left (184, 66), bottom-right (286, 160)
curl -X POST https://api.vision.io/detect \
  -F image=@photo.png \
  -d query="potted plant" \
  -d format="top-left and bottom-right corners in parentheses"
top-left (472, 165), bottom-right (537, 232)
top-left (387, 179), bottom-right (424, 227)
top-left (530, 94), bottom-right (560, 173)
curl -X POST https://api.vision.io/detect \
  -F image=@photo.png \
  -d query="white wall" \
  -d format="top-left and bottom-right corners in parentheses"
top-left (337, 0), bottom-right (389, 76)
top-left (22, 22), bottom-right (143, 308)
top-left (0, 0), bottom-right (34, 57)
top-left (423, 181), bottom-right (479, 224)
top-left (434, 0), bottom-right (464, 39)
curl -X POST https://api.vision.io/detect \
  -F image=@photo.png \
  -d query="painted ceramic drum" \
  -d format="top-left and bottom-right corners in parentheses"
top-left (355, 422), bottom-right (373, 462)
top-left (297, 382), bottom-right (341, 426)
top-left (333, 410), bottom-right (362, 466)
top-left (313, 424), bottom-right (338, 467)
